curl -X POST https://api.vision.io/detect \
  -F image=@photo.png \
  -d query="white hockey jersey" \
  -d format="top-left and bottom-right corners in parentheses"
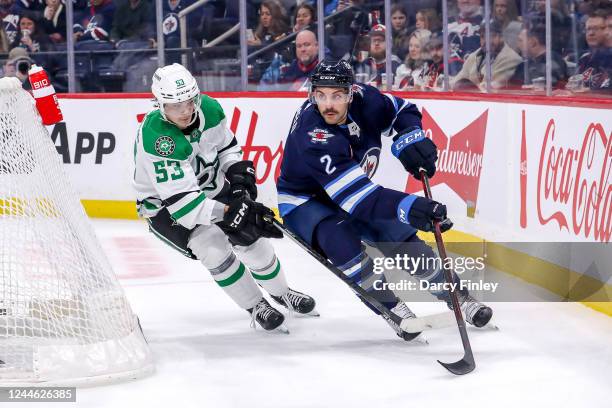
top-left (133, 94), bottom-right (241, 229)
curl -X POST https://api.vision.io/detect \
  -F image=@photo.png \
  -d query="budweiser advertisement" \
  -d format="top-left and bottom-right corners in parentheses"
top-left (405, 107), bottom-right (488, 218)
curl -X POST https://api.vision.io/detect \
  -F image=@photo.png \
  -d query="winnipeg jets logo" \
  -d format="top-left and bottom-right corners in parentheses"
top-left (359, 147), bottom-right (381, 178)
top-left (163, 14), bottom-right (179, 35)
top-left (308, 128), bottom-right (334, 144)
top-left (155, 136), bottom-right (175, 156)
top-left (352, 84), bottom-right (364, 97)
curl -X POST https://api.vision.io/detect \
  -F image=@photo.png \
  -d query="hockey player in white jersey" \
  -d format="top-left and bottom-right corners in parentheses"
top-left (133, 63), bottom-right (317, 333)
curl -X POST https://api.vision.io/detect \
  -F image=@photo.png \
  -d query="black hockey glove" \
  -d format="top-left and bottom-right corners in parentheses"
top-left (391, 127), bottom-right (438, 180)
top-left (218, 196), bottom-right (282, 246)
top-left (398, 195), bottom-right (453, 233)
top-left (226, 160), bottom-right (257, 200)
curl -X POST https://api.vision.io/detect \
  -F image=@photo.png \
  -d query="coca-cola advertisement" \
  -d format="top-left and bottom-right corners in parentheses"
top-left (520, 107), bottom-right (611, 243)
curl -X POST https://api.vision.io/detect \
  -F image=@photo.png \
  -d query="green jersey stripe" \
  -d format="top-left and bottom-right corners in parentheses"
top-left (142, 199), bottom-right (160, 210)
top-left (171, 192), bottom-right (206, 220)
top-left (216, 263), bottom-right (246, 287)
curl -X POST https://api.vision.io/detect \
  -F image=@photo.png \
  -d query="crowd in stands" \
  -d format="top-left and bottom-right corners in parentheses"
top-left (248, 0), bottom-right (610, 93)
top-left (0, 0), bottom-right (609, 94)
top-left (386, 0), bottom-right (609, 93)
top-left (0, 0), bottom-right (222, 91)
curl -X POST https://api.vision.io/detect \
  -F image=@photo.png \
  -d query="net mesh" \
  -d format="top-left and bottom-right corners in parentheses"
top-left (0, 77), bottom-right (153, 385)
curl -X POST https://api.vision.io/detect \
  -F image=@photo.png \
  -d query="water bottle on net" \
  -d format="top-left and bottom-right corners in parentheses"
top-left (28, 64), bottom-right (63, 125)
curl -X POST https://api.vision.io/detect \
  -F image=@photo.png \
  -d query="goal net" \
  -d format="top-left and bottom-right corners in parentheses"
top-left (0, 77), bottom-right (154, 386)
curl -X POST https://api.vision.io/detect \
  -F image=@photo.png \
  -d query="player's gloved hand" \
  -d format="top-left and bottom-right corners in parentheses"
top-left (391, 127), bottom-right (438, 180)
top-left (226, 160), bottom-right (257, 200)
top-left (218, 195), bottom-right (282, 246)
top-left (397, 195), bottom-right (453, 233)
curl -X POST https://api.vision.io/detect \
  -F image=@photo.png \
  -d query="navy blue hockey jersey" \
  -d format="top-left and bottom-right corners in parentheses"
top-left (277, 84), bottom-right (422, 221)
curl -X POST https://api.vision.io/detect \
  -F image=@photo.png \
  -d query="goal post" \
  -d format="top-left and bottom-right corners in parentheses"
top-left (0, 77), bottom-right (154, 386)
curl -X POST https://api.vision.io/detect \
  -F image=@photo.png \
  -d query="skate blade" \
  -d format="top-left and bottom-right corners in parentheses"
top-left (399, 311), bottom-right (455, 333)
top-left (471, 317), bottom-right (499, 331)
top-left (288, 308), bottom-right (320, 318)
top-left (481, 321), bottom-right (499, 331)
top-left (410, 333), bottom-right (429, 345)
top-left (303, 308), bottom-right (320, 317)
top-left (274, 324), bottom-right (290, 334)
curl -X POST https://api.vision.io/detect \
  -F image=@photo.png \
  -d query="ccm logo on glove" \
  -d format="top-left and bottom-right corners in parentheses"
top-left (230, 202), bottom-right (249, 229)
top-left (391, 128), bottom-right (425, 157)
top-left (391, 127), bottom-right (438, 180)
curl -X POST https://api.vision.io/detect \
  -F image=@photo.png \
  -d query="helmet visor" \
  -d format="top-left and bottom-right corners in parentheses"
top-left (164, 96), bottom-right (198, 114)
top-left (312, 91), bottom-right (351, 104)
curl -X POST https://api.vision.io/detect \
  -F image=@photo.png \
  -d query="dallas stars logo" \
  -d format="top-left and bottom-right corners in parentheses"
top-left (155, 136), bottom-right (175, 156)
top-left (190, 129), bottom-right (202, 143)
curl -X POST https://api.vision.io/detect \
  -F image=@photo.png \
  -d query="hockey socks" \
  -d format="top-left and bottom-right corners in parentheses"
top-left (234, 240), bottom-right (289, 297)
top-left (209, 253), bottom-right (262, 310)
top-left (338, 251), bottom-right (399, 312)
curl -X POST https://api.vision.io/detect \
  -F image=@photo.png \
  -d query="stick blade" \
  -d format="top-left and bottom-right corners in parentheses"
top-left (437, 357), bottom-right (476, 375)
top-left (400, 311), bottom-right (455, 333)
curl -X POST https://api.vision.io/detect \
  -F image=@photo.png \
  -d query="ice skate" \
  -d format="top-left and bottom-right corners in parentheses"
top-left (271, 288), bottom-right (319, 316)
top-left (449, 293), bottom-right (493, 328)
top-left (248, 298), bottom-right (289, 334)
top-left (384, 302), bottom-right (427, 343)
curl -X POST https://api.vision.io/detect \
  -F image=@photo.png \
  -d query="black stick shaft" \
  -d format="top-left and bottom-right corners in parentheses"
top-left (272, 219), bottom-right (402, 326)
top-left (420, 171), bottom-right (475, 374)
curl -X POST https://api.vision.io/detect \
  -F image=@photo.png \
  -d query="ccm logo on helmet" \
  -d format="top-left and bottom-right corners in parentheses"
top-left (318, 75), bottom-right (337, 80)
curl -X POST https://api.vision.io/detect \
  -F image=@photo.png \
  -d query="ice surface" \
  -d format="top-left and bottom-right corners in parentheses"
top-left (27, 219), bottom-right (611, 408)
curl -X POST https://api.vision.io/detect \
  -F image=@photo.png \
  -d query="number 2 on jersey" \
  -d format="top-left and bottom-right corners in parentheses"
top-left (153, 160), bottom-right (184, 183)
top-left (320, 155), bottom-right (336, 175)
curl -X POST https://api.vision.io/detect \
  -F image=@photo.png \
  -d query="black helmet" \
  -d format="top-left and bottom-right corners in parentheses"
top-left (310, 59), bottom-right (355, 89)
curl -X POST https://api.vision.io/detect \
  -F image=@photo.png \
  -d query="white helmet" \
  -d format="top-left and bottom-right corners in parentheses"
top-left (151, 63), bottom-right (201, 124)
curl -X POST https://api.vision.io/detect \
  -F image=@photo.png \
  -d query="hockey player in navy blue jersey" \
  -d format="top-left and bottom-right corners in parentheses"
top-left (276, 60), bottom-right (493, 340)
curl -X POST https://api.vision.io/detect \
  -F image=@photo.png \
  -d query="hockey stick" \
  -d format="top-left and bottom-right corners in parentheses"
top-left (271, 218), bottom-right (456, 334)
top-left (420, 169), bottom-right (476, 375)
